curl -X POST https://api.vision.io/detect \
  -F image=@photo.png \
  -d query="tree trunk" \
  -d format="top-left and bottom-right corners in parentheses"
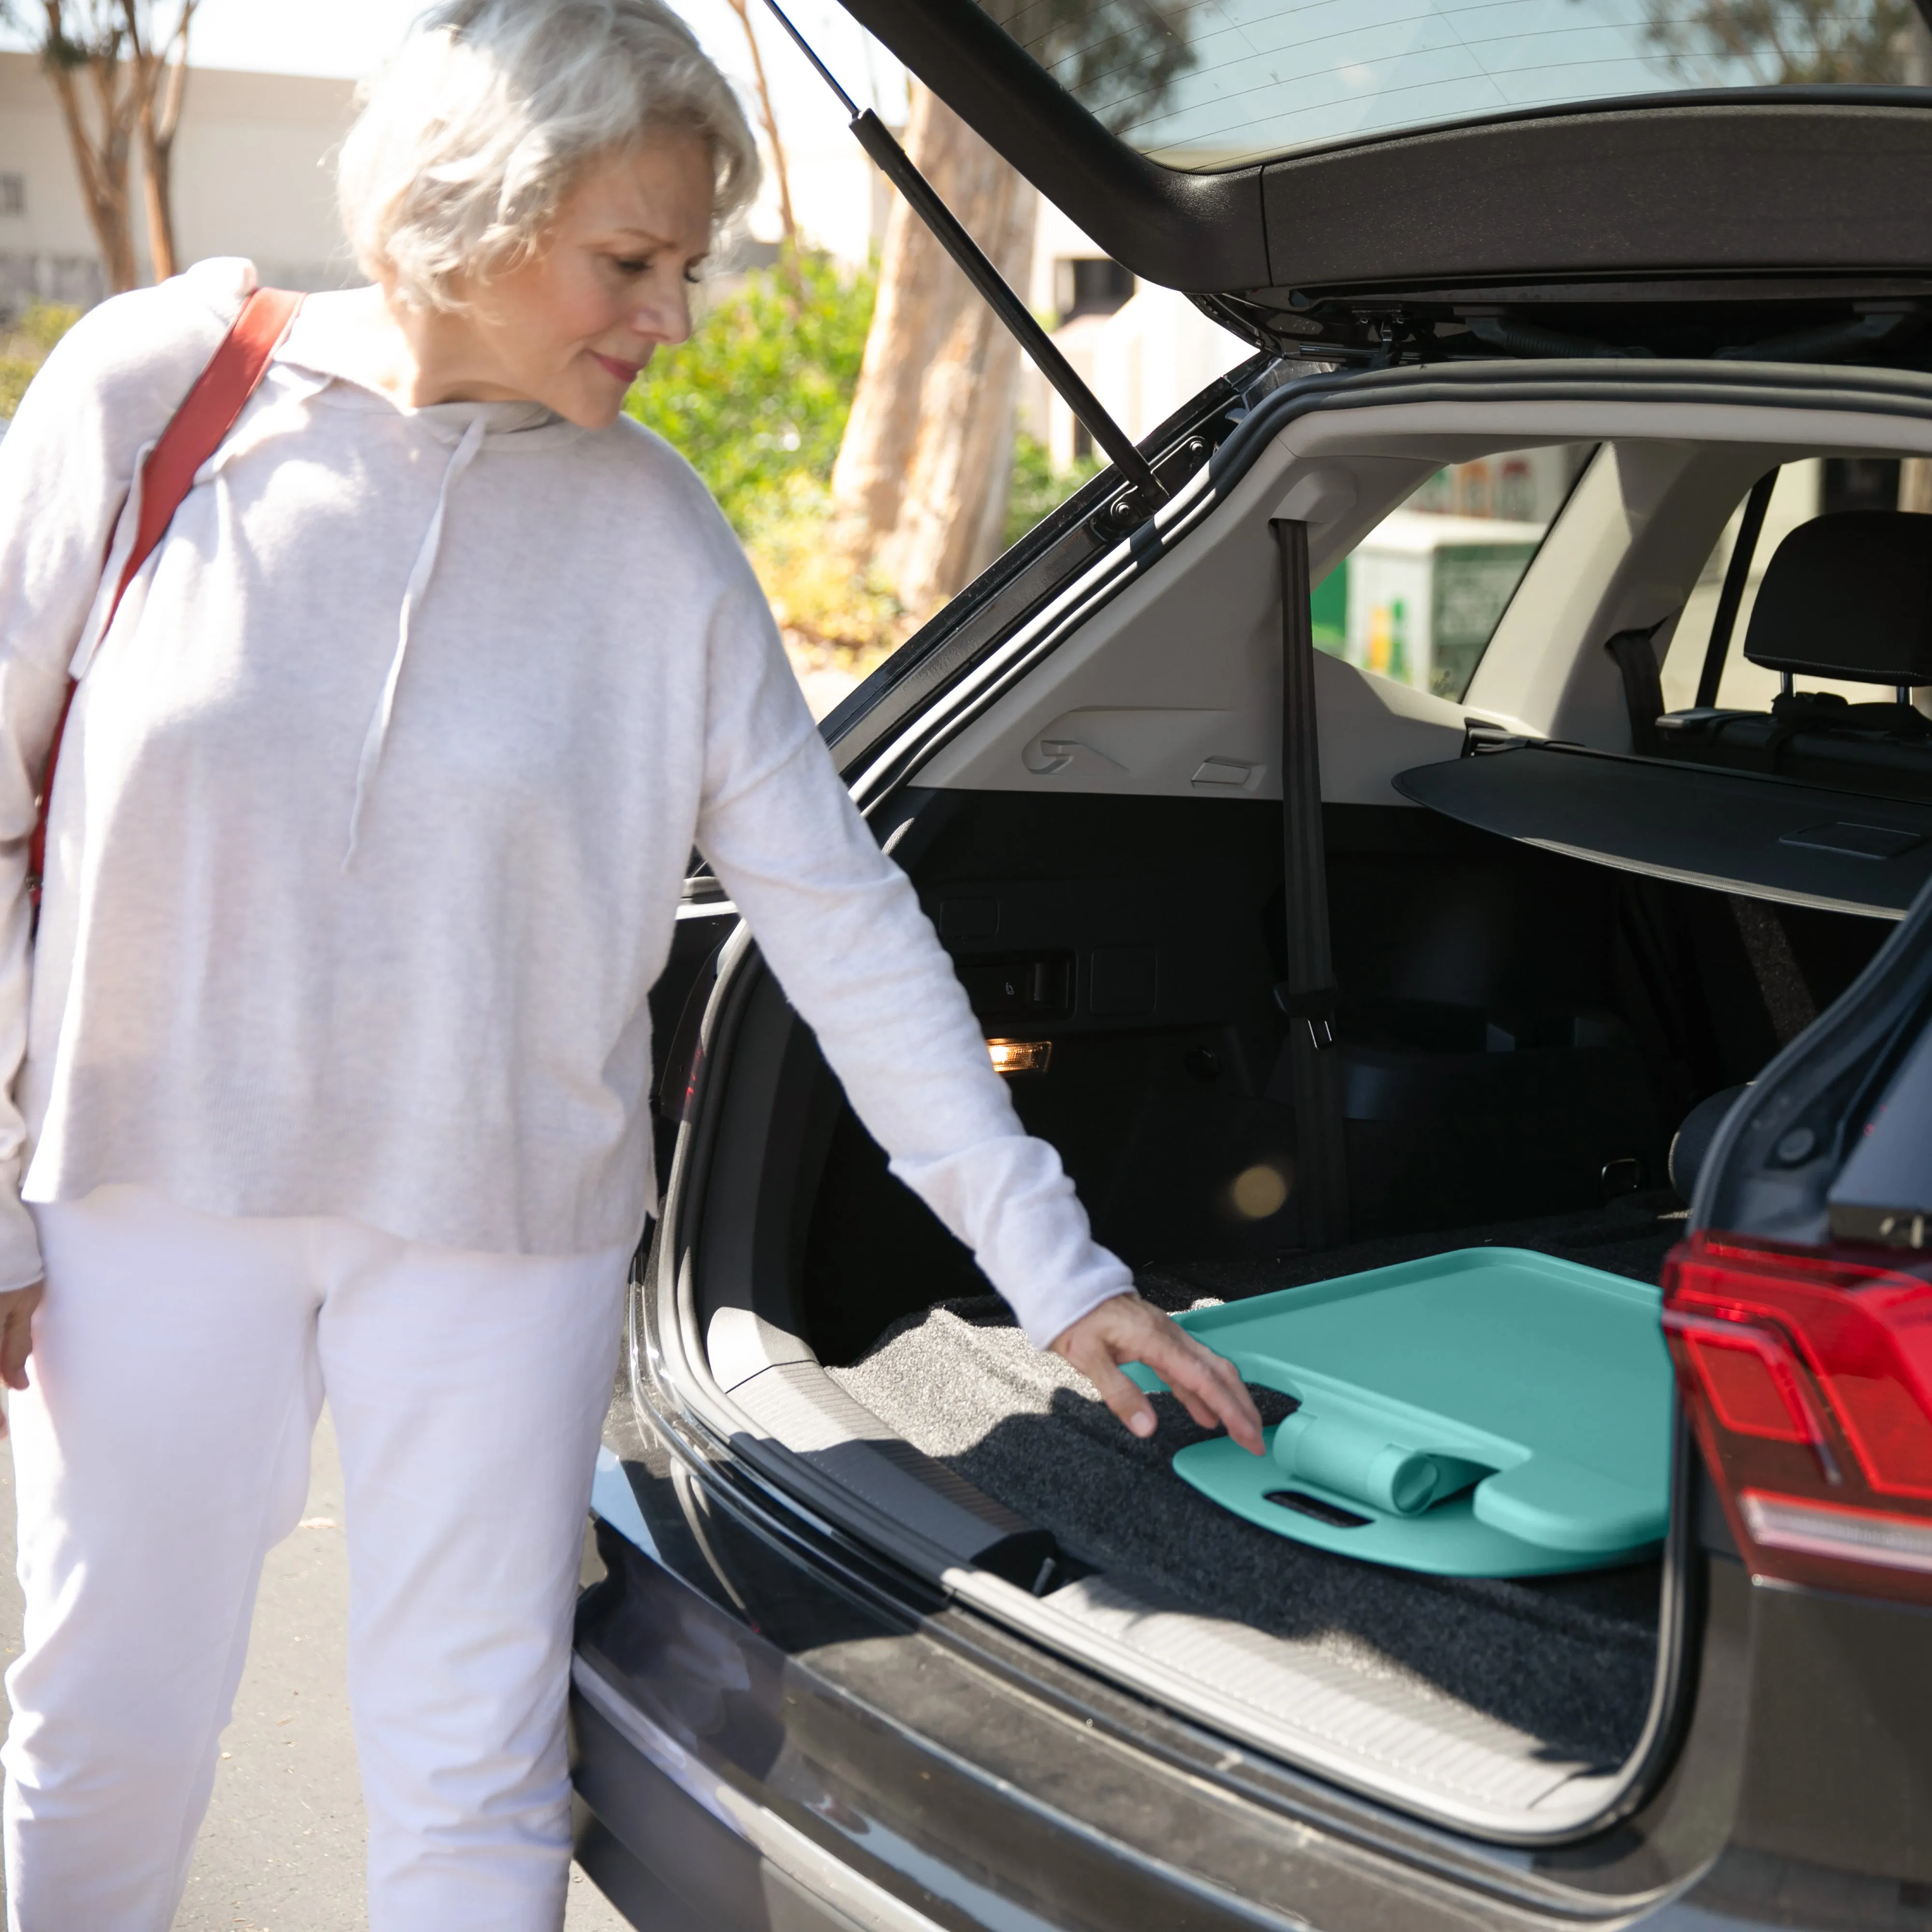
top-left (830, 85), bottom-right (1037, 620)
top-left (723, 0), bottom-right (796, 262)
top-left (44, 49), bottom-right (139, 292)
top-left (140, 27), bottom-right (190, 283)
top-left (138, 102), bottom-right (172, 280)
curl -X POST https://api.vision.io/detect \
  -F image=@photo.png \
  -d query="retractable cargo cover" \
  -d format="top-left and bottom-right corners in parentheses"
top-left (1394, 742), bottom-right (1932, 920)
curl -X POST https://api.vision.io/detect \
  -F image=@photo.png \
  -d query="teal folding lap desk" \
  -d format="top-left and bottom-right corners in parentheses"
top-left (1126, 1249), bottom-right (1673, 1576)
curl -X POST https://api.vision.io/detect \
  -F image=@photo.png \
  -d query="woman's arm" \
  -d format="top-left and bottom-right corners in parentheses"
top-left (0, 264), bottom-right (248, 1298)
top-left (693, 583), bottom-right (1262, 1450)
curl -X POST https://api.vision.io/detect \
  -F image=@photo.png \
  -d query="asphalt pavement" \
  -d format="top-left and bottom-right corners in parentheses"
top-left (0, 1409), bottom-right (632, 1930)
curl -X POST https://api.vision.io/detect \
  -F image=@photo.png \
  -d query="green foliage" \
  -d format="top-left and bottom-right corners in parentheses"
top-left (743, 472), bottom-right (904, 653)
top-left (0, 359), bottom-right (39, 421)
top-left (0, 299), bottom-right (81, 420)
top-left (625, 250), bottom-right (875, 537)
top-left (973, 2), bottom-right (1196, 132)
top-left (1003, 432), bottom-right (1100, 550)
top-left (1638, 0), bottom-right (1917, 83)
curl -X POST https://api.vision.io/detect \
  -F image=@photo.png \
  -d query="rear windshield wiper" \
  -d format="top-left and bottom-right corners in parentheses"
top-left (760, 0), bottom-right (1169, 516)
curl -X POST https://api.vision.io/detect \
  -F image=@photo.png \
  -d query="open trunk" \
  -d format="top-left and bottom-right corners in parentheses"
top-left (644, 357), bottom-right (1932, 1856)
top-left (677, 780), bottom-right (1885, 1838)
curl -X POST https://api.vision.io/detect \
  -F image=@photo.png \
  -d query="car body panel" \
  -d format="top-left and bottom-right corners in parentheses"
top-left (580, 1383), bottom-right (1932, 1930)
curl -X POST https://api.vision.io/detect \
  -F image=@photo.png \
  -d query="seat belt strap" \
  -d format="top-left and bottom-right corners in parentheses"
top-left (1604, 619), bottom-right (1669, 757)
top-left (31, 285), bottom-right (303, 896)
top-left (1695, 468), bottom-right (1780, 711)
top-left (1273, 517), bottom-right (1348, 1250)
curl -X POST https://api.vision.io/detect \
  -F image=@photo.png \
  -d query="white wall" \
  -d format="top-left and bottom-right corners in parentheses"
top-left (749, 118), bottom-right (891, 274)
top-left (1016, 194), bottom-right (1251, 464)
top-left (166, 64), bottom-right (358, 287)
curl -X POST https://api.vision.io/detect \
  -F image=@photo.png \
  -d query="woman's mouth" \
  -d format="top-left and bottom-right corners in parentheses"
top-left (591, 351), bottom-right (644, 385)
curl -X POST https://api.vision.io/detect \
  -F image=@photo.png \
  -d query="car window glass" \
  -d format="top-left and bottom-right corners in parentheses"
top-left (1312, 445), bottom-right (1592, 704)
top-left (972, 1), bottom-right (1930, 171)
top-left (1661, 459), bottom-right (1932, 712)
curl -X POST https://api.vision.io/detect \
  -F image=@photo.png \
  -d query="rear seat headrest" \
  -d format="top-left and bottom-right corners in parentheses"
top-left (1744, 511), bottom-right (1932, 686)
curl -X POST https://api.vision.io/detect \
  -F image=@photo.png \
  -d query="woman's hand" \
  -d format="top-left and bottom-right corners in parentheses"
top-left (0, 1280), bottom-right (41, 1435)
top-left (1052, 1293), bottom-right (1265, 1455)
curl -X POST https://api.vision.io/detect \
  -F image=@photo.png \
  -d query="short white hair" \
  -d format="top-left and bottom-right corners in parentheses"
top-left (340, 0), bottom-right (761, 308)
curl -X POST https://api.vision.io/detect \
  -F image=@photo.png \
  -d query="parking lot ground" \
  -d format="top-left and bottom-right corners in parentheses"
top-left (0, 1409), bottom-right (631, 1930)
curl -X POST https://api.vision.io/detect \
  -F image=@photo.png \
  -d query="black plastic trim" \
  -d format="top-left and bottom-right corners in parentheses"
top-left (1260, 97), bottom-right (1932, 294)
top-left (1692, 863), bottom-right (1932, 1243)
top-left (1211, 357), bottom-right (1932, 486)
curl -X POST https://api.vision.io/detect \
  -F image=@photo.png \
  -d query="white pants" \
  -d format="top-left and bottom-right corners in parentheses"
top-left (1, 1185), bottom-right (631, 1932)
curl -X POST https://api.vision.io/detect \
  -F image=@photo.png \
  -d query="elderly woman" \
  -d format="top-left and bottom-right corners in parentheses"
top-left (0, 0), bottom-right (1259, 1924)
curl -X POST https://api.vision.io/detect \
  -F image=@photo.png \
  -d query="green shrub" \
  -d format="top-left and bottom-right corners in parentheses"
top-left (625, 250), bottom-right (874, 537)
top-left (0, 300), bottom-right (81, 420)
top-left (1003, 431), bottom-right (1099, 549)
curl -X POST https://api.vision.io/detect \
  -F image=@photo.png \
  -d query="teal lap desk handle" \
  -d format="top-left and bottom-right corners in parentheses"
top-left (1124, 1248), bottom-right (1674, 1577)
top-left (1272, 1409), bottom-right (1491, 1518)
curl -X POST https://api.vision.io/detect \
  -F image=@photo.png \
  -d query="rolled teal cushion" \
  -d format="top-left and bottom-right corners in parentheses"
top-left (1273, 1411), bottom-right (1471, 1517)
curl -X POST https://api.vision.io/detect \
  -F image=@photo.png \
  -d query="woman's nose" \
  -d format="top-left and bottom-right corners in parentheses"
top-left (634, 280), bottom-right (692, 347)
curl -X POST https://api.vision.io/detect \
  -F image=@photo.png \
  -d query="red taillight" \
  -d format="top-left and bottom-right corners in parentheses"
top-left (1664, 1231), bottom-right (1932, 1605)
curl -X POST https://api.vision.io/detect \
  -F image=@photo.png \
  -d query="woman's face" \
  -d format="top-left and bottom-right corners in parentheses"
top-left (451, 132), bottom-right (714, 429)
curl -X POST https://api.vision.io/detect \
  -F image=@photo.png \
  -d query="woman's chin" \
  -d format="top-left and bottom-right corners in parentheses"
top-left (551, 389), bottom-right (626, 431)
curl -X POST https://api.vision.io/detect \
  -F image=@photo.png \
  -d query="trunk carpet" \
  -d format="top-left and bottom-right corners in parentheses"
top-left (830, 1194), bottom-right (1683, 1769)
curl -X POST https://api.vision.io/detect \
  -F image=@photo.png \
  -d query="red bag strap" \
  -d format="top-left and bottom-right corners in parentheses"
top-left (31, 285), bottom-right (302, 895)
top-left (108, 284), bottom-right (304, 628)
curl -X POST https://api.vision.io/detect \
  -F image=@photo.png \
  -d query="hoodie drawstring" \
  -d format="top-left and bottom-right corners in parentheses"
top-left (343, 413), bottom-right (486, 866)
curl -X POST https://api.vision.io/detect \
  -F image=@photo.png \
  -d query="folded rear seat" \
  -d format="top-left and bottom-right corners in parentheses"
top-left (1655, 511), bottom-right (1932, 803)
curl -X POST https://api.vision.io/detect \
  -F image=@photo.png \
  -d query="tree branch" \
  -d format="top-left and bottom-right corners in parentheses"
top-left (724, 0), bottom-right (802, 299)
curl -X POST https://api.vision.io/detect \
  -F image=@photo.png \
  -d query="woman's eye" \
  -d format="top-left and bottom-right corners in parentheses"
top-left (613, 256), bottom-right (653, 277)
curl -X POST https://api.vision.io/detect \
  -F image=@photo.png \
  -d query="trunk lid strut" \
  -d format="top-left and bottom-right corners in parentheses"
top-left (759, 0), bottom-right (1170, 515)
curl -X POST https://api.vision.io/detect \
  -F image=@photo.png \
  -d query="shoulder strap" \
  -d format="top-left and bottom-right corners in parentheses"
top-left (108, 284), bottom-right (304, 627)
top-left (1605, 621), bottom-right (1668, 759)
top-left (31, 285), bottom-right (303, 898)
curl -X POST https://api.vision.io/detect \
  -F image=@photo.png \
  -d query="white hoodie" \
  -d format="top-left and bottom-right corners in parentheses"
top-left (0, 260), bottom-right (1132, 1347)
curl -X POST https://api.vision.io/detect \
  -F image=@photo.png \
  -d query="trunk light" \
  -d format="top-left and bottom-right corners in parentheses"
top-left (988, 1039), bottom-right (1051, 1076)
top-left (1664, 1231), bottom-right (1932, 1605)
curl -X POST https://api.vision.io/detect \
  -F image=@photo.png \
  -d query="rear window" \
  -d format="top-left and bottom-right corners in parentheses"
top-left (973, 1), bottom-right (1929, 170)
top-left (1312, 444), bottom-right (1591, 704)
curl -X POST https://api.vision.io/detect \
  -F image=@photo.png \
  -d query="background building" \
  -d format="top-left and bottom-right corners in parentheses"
top-left (1018, 198), bottom-right (1251, 467)
top-left (0, 42), bottom-right (1250, 502)
top-left (0, 51), bottom-right (355, 313)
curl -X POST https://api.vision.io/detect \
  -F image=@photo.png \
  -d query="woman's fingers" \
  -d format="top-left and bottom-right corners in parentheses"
top-left (1051, 1293), bottom-right (1266, 1455)
top-left (0, 1281), bottom-right (42, 1432)
top-left (1143, 1325), bottom-right (1266, 1454)
top-left (1074, 1346), bottom-right (1160, 1439)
